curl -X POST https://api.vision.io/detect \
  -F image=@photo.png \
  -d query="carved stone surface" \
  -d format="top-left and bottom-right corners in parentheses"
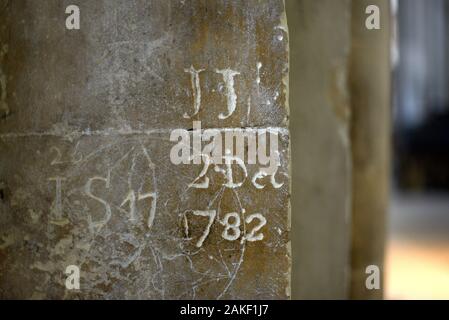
top-left (0, 0), bottom-right (290, 299)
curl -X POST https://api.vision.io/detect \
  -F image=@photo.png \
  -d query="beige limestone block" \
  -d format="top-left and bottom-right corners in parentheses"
top-left (287, 0), bottom-right (352, 299)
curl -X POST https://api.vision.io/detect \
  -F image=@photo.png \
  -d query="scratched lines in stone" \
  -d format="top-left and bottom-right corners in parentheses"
top-left (179, 63), bottom-right (285, 252)
top-left (182, 209), bottom-right (267, 248)
top-left (47, 141), bottom-right (158, 234)
top-left (170, 122), bottom-right (285, 190)
top-left (184, 64), bottom-right (271, 120)
top-left (187, 152), bottom-right (284, 191)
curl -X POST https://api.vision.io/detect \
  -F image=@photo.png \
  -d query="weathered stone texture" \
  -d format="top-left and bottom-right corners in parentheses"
top-left (0, 0), bottom-right (290, 299)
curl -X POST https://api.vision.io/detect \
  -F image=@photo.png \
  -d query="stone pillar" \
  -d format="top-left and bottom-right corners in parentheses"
top-left (349, 0), bottom-right (391, 299)
top-left (0, 0), bottom-right (290, 299)
top-left (287, 0), bottom-right (352, 299)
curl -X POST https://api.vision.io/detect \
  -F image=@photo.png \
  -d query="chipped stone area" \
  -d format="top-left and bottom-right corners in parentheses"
top-left (0, 0), bottom-right (290, 299)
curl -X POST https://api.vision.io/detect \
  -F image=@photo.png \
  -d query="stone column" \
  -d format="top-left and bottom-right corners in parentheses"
top-left (0, 0), bottom-right (290, 299)
top-left (349, 0), bottom-right (391, 299)
top-left (286, 0), bottom-right (352, 299)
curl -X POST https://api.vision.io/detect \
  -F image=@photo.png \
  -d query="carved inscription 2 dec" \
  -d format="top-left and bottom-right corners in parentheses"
top-left (45, 64), bottom-right (284, 249)
top-left (176, 63), bottom-right (284, 248)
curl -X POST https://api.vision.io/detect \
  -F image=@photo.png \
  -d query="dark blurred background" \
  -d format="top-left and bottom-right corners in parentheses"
top-left (388, 0), bottom-right (449, 299)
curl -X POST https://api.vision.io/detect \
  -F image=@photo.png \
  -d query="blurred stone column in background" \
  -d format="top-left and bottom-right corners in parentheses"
top-left (287, 0), bottom-right (353, 299)
top-left (349, 0), bottom-right (391, 299)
